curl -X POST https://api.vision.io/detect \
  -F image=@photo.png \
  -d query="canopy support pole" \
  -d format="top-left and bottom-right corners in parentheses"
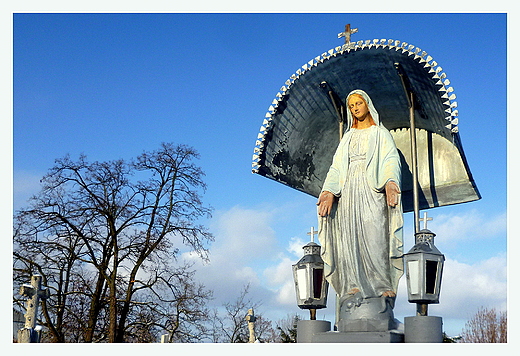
top-left (395, 62), bottom-right (428, 316)
top-left (320, 81), bottom-right (345, 140)
top-left (395, 62), bottom-right (420, 234)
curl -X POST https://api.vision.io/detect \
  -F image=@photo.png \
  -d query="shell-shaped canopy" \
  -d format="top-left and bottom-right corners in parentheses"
top-left (252, 39), bottom-right (480, 212)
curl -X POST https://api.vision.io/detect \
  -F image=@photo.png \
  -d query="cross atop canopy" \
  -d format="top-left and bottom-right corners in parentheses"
top-left (338, 24), bottom-right (358, 45)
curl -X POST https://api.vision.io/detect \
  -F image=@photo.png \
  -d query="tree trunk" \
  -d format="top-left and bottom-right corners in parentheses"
top-left (115, 280), bottom-right (135, 343)
top-left (107, 278), bottom-right (118, 343)
top-left (84, 273), bottom-right (106, 342)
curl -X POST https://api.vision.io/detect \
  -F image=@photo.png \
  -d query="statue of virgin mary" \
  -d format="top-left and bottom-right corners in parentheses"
top-left (317, 89), bottom-right (404, 308)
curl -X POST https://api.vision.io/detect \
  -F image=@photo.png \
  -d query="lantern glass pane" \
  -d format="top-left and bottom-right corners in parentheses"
top-left (313, 268), bottom-right (323, 298)
top-left (407, 260), bottom-right (420, 295)
top-left (296, 268), bottom-right (308, 298)
top-left (425, 260), bottom-right (438, 294)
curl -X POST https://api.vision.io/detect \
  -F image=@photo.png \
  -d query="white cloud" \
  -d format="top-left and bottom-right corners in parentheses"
top-left (184, 204), bottom-right (508, 336)
top-left (263, 256), bottom-right (294, 286)
top-left (180, 203), bottom-right (318, 320)
top-left (208, 205), bottom-right (278, 263)
top-left (433, 209), bottom-right (506, 243)
top-left (233, 266), bottom-right (260, 283)
top-left (287, 235), bottom-right (306, 258)
top-left (182, 205), bottom-right (284, 307)
top-left (275, 279), bottom-right (297, 306)
top-left (438, 254), bottom-right (507, 315)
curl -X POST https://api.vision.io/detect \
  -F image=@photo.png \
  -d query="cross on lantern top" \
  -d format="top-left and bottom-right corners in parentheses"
top-left (307, 226), bottom-right (318, 242)
top-left (338, 24), bottom-right (358, 45)
top-left (419, 211), bottom-right (433, 230)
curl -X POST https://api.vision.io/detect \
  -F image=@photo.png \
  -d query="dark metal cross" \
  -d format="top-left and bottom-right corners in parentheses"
top-left (338, 24), bottom-right (358, 45)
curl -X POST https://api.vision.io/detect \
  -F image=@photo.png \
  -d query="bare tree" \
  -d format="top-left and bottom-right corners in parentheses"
top-left (209, 284), bottom-right (279, 343)
top-left (136, 261), bottom-right (214, 343)
top-left (13, 143), bottom-right (214, 342)
top-left (253, 315), bottom-right (278, 343)
top-left (460, 307), bottom-right (507, 343)
top-left (212, 284), bottom-right (257, 342)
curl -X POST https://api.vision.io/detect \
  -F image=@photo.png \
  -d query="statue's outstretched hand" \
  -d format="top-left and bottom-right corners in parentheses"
top-left (385, 181), bottom-right (401, 207)
top-left (317, 191), bottom-right (335, 217)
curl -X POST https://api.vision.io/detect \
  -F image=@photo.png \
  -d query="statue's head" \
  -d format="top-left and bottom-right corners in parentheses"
top-left (346, 90), bottom-right (380, 128)
top-left (348, 93), bottom-right (372, 127)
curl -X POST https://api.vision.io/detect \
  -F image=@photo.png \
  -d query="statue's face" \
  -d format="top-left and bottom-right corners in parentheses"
top-left (348, 95), bottom-right (369, 121)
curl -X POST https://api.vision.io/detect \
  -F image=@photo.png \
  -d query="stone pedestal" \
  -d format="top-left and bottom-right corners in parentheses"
top-left (296, 318), bottom-right (404, 343)
top-left (404, 316), bottom-right (443, 343)
top-left (296, 320), bottom-right (331, 343)
top-left (312, 330), bottom-right (404, 343)
top-left (338, 294), bottom-right (397, 332)
top-left (299, 294), bottom-right (404, 343)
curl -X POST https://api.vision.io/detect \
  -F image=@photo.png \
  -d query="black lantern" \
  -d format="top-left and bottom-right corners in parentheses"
top-left (404, 229), bottom-right (445, 309)
top-left (292, 238), bottom-right (328, 319)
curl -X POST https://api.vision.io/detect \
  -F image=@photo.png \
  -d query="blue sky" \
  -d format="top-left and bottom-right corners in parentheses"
top-left (7, 4), bottom-right (513, 345)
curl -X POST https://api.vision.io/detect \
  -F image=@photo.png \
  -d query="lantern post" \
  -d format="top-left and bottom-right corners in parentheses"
top-left (293, 227), bottom-right (331, 342)
top-left (403, 212), bottom-right (445, 342)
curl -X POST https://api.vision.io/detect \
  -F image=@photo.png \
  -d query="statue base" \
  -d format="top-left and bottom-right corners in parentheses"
top-left (296, 295), bottom-right (410, 343)
top-left (338, 293), bottom-right (397, 332)
top-left (404, 316), bottom-right (443, 343)
top-left (312, 330), bottom-right (404, 343)
top-left (296, 320), bottom-right (404, 343)
top-left (296, 320), bottom-right (332, 343)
